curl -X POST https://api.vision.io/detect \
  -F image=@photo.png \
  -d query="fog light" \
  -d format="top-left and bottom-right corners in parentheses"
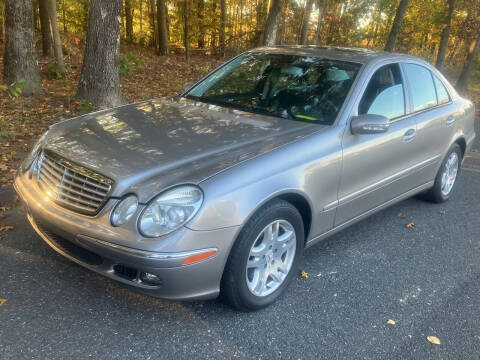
top-left (140, 272), bottom-right (162, 285)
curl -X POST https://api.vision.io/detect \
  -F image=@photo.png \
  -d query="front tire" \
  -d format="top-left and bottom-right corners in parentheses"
top-left (221, 199), bottom-right (304, 311)
top-left (424, 143), bottom-right (462, 203)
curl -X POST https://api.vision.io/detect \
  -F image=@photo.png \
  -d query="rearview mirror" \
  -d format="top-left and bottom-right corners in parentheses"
top-left (351, 114), bottom-right (390, 135)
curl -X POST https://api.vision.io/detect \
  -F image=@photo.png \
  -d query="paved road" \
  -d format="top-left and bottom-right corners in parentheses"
top-left (1, 120), bottom-right (479, 360)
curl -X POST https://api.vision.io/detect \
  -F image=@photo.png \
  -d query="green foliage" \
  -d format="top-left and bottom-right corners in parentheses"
top-left (78, 100), bottom-right (94, 112)
top-left (0, 79), bottom-right (26, 98)
top-left (119, 52), bottom-right (142, 76)
top-left (47, 61), bottom-right (72, 79)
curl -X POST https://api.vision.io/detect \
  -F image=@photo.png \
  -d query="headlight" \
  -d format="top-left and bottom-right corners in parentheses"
top-left (138, 185), bottom-right (203, 237)
top-left (22, 130), bottom-right (49, 173)
top-left (111, 195), bottom-right (138, 226)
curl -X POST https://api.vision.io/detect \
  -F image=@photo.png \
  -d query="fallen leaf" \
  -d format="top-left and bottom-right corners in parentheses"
top-left (0, 298), bottom-right (7, 307)
top-left (386, 319), bottom-right (396, 325)
top-left (0, 220), bottom-right (13, 232)
top-left (427, 336), bottom-right (441, 345)
top-left (406, 222), bottom-right (415, 228)
top-left (439, 210), bottom-right (446, 215)
top-left (300, 270), bottom-right (309, 279)
top-left (397, 212), bottom-right (406, 219)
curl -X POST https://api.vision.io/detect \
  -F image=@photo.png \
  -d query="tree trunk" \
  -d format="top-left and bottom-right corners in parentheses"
top-left (435, 0), bottom-right (455, 71)
top-left (77, 0), bottom-right (124, 107)
top-left (456, 29), bottom-right (480, 91)
top-left (0, 1), bottom-right (4, 44)
top-left (300, 0), bottom-right (314, 45)
top-left (46, 0), bottom-right (66, 73)
top-left (197, 0), bottom-right (205, 48)
top-left (139, 0), bottom-right (143, 39)
top-left (125, 0), bottom-right (133, 43)
top-left (384, 0), bottom-right (410, 52)
top-left (3, 0), bottom-right (42, 95)
top-left (210, 0), bottom-right (217, 49)
top-left (149, 0), bottom-right (158, 49)
top-left (220, 0), bottom-right (226, 55)
top-left (38, 0), bottom-right (53, 57)
top-left (184, 0), bottom-right (190, 61)
top-left (62, 0), bottom-right (66, 33)
top-left (260, 0), bottom-right (282, 46)
top-left (315, 0), bottom-right (324, 45)
top-left (156, 0), bottom-right (168, 55)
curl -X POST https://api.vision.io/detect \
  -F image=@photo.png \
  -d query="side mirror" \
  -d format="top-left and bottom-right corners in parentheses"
top-left (351, 114), bottom-right (390, 135)
top-left (182, 82), bottom-right (193, 93)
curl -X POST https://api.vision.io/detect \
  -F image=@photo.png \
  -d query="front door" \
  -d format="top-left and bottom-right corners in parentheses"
top-left (335, 62), bottom-right (423, 226)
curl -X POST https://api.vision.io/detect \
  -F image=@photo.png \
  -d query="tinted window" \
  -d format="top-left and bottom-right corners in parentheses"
top-left (433, 75), bottom-right (450, 104)
top-left (359, 64), bottom-right (405, 119)
top-left (187, 53), bottom-right (362, 125)
top-left (403, 63), bottom-right (437, 112)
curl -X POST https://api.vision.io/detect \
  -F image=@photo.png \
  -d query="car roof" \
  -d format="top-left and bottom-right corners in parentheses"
top-left (249, 45), bottom-right (423, 66)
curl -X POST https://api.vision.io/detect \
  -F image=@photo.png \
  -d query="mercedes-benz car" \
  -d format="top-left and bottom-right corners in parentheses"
top-left (15, 46), bottom-right (475, 311)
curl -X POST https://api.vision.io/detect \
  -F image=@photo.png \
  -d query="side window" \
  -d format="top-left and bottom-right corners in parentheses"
top-left (403, 63), bottom-right (437, 112)
top-left (358, 64), bottom-right (405, 119)
top-left (433, 75), bottom-right (450, 105)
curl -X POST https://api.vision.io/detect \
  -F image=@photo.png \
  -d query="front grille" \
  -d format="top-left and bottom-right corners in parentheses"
top-left (36, 150), bottom-right (113, 215)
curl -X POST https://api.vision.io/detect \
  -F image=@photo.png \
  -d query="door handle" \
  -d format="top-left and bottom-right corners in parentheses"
top-left (446, 115), bottom-right (455, 125)
top-left (403, 128), bottom-right (416, 142)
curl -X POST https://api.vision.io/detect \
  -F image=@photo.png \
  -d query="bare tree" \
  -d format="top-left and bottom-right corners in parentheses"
top-left (125, 0), bottom-right (133, 43)
top-left (197, 0), bottom-right (205, 48)
top-left (77, 0), bottom-right (124, 107)
top-left (456, 27), bottom-right (480, 91)
top-left (384, 0), bottom-right (411, 52)
top-left (260, 0), bottom-right (283, 46)
top-left (46, 0), bottom-right (66, 73)
top-left (157, 0), bottom-right (169, 55)
top-left (38, 0), bottom-right (53, 57)
top-left (220, 0), bottom-right (226, 55)
top-left (315, 0), bottom-right (325, 45)
top-left (3, 0), bottom-right (42, 95)
top-left (300, 0), bottom-right (314, 45)
top-left (184, 0), bottom-right (190, 61)
top-left (435, 0), bottom-right (455, 71)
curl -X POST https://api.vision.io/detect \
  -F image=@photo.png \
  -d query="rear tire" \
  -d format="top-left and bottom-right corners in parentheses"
top-left (220, 199), bottom-right (304, 311)
top-left (424, 143), bottom-right (462, 203)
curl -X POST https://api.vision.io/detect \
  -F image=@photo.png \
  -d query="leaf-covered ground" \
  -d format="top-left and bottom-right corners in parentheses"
top-left (0, 44), bottom-right (224, 185)
top-left (0, 44), bottom-right (478, 187)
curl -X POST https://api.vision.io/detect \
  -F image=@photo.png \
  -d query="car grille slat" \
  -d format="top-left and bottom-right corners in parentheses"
top-left (36, 150), bottom-right (113, 215)
top-left (62, 171), bottom-right (111, 192)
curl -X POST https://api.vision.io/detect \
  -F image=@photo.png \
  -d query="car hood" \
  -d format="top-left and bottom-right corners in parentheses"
top-left (44, 97), bottom-right (321, 202)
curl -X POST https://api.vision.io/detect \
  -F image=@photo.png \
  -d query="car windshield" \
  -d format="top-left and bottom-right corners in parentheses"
top-left (185, 52), bottom-right (362, 125)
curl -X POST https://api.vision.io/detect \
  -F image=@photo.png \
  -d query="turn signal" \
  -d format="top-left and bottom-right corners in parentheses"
top-left (182, 250), bottom-right (217, 265)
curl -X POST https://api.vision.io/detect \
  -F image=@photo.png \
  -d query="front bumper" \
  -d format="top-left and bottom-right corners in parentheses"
top-left (14, 171), bottom-right (239, 300)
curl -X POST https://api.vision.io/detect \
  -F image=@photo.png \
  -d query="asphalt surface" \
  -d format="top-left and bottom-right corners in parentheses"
top-left (1, 119), bottom-right (479, 360)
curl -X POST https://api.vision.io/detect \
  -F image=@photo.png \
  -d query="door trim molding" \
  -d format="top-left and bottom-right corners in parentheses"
top-left (337, 154), bottom-right (441, 206)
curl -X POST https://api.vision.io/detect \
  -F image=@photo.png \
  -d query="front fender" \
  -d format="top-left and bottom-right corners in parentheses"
top-left (187, 127), bottom-right (344, 240)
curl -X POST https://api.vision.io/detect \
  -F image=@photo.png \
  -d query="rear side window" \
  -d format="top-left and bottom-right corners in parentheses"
top-left (358, 63), bottom-right (405, 119)
top-left (403, 63), bottom-right (437, 112)
top-left (433, 75), bottom-right (450, 104)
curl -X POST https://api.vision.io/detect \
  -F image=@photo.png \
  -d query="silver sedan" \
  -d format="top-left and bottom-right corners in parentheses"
top-left (15, 46), bottom-right (476, 310)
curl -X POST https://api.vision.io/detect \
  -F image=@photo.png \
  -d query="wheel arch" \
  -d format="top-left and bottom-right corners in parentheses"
top-left (454, 136), bottom-right (466, 158)
top-left (238, 190), bottom-right (313, 244)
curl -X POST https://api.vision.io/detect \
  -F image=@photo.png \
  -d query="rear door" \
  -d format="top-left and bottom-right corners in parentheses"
top-left (401, 62), bottom-right (458, 184)
top-left (335, 62), bottom-right (422, 226)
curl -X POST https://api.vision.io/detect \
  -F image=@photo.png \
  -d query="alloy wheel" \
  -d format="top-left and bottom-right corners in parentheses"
top-left (245, 219), bottom-right (297, 297)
